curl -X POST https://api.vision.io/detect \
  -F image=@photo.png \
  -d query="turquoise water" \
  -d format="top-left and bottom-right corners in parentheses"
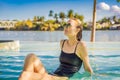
top-left (0, 41), bottom-right (120, 80)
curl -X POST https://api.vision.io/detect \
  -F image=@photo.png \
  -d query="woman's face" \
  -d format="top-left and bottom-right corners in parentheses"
top-left (64, 19), bottom-right (79, 37)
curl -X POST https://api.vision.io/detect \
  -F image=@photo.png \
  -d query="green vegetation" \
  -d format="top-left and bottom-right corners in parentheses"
top-left (7, 9), bottom-right (85, 31)
top-left (1, 9), bottom-right (120, 31)
top-left (117, 0), bottom-right (120, 2)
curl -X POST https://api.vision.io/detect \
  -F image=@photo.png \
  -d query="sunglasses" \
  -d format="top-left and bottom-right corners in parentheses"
top-left (64, 23), bottom-right (72, 28)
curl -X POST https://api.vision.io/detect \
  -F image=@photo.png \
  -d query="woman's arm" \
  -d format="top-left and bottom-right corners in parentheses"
top-left (77, 41), bottom-right (93, 75)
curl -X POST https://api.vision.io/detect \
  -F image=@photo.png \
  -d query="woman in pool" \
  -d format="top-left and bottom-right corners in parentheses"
top-left (19, 18), bottom-right (93, 80)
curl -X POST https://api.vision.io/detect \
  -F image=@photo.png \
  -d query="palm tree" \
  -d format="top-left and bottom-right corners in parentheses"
top-left (74, 13), bottom-right (79, 18)
top-left (33, 16), bottom-right (37, 22)
top-left (59, 12), bottom-right (66, 26)
top-left (49, 10), bottom-right (54, 19)
top-left (91, 0), bottom-right (97, 42)
top-left (108, 18), bottom-right (111, 22)
top-left (101, 17), bottom-right (108, 23)
top-left (25, 19), bottom-right (33, 29)
top-left (0, 22), bottom-right (2, 26)
top-left (39, 16), bottom-right (45, 22)
top-left (67, 9), bottom-right (74, 19)
top-left (118, 19), bottom-right (120, 23)
top-left (59, 12), bottom-right (66, 22)
top-left (113, 16), bottom-right (117, 23)
top-left (74, 13), bottom-right (84, 22)
top-left (117, 0), bottom-right (120, 2)
top-left (54, 13), bottom-right (58, 23)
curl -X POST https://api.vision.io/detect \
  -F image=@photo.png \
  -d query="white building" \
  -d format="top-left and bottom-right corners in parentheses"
top-left (109, 24), bottom-right (120, 30)
top-left (0, 20), bottom-right (17, 29)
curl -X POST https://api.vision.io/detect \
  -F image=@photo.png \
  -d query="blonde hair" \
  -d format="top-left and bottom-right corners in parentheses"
top-left (72, 18), bottom-right (83, 41)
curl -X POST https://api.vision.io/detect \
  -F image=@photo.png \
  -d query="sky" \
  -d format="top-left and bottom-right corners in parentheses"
top-left (0, 0), bottom-right (120, 22)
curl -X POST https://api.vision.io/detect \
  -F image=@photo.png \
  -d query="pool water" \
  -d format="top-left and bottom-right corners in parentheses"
top-left (0, 41), bottom-right (120, 80)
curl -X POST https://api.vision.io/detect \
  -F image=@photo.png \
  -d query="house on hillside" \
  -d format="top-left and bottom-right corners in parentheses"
top-left (109, 24), bottom-right (120, 30)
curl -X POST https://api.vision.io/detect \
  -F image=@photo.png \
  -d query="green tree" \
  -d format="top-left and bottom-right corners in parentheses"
top-left (113, 16), bottom-right (117, 23)
top-left (75, 14), bottom-right (84, 23)
top-left (102, 17), bottom-right (108, 23)
top-left (15, 21), bottom-right (26, 30)
top-left (83, 22), bottom-right (88, 30)
top-left (59, 12), bottom-right (66, 27)
top-left (33, 16), bottom-right (37, 22)
top-left (49, 10), bottom-right (54, 18)
top-left (74, 13), bottom-right (79, 18)
top-left (117, 0), bottom-right (120, 2)
top-left (67, 9), bottom-right (74, 19)
top-left (108, 18), bottom-right (111, 22)
top-left (54, 13), bottom-right (58, 23)
top-left (118, 19), bottom-right (120, 23)
top-left (59, 12), bottom-right (66, 22)
top-left (39, 16), bottom-right (45, 22)
top-left (25, 19), bottom-right (33, 29)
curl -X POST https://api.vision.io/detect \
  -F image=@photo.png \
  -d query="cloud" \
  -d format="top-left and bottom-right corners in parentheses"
top-left (111, 5), bottom-right (120, 14)
top-left (97, 2), bottom-right (110, 11)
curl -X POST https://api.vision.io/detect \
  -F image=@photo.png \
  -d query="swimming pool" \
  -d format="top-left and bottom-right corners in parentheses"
top-left (0, 41), bottom-right (120, 80)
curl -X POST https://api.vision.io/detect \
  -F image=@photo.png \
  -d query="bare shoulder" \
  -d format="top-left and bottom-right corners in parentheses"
top-left (60, 40), bottom-right (64, 44)
top-left (60, 39), bottom-right (66, 49)
top-left (78, 41), bottom-right (87, 48)
top-left (76, 41), bottom-right (88, 59)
